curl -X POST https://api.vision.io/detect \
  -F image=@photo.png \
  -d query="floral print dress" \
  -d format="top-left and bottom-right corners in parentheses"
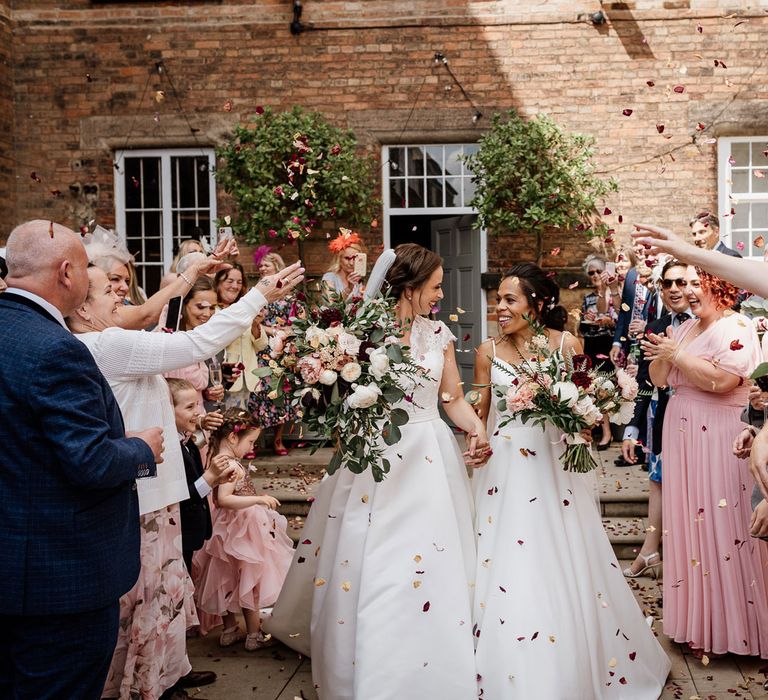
top-left (247, 299), bottom-right (300, 428)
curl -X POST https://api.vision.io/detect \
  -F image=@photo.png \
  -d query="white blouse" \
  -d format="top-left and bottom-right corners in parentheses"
top-left (77, 287), bottom-right (267, 515)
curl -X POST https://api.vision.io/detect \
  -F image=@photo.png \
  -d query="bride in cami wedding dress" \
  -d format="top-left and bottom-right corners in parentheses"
top-left (266, 244), bottom-right (491, 699)
top-left (472, 264), bottom-right (670, 699)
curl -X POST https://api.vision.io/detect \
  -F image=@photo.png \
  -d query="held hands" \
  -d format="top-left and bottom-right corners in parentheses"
top-left (129, 426), bottom-right (165, 464)
top-left (206, 454), bottom-right (238, 486)
top-left (640, 327), bottom-right (679, 363)
top-left (463, 426), bottom-right (492, 468)
top-left (257, 261), bottom-right (305, 302)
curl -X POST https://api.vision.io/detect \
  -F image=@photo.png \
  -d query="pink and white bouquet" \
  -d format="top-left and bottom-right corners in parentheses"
top-left (255, 291), bottom-right (423, 482)
top-left (495, 327), bottom-right (639, 473)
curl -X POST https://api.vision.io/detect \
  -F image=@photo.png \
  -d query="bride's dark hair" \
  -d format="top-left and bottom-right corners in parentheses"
top-left (385, 243), bottom-right (443, 299)
top-left (501, 262), bottom-right (567, 331)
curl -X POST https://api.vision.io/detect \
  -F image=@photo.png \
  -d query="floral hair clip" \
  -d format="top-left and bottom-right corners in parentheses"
top-left (328, 228), bottom-right (361, 253)
top-left (232, 423), bottom-right (246, 434)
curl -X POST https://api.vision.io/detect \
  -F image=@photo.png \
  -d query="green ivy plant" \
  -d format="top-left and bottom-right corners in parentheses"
top-left (462, 110), bottom-right (617, 255)
top-left (215, 106), bottom-right (380, 243)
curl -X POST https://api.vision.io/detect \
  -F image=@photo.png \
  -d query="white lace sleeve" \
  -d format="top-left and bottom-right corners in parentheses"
top-left (79, 288), bottom-right (268, 379)
top-left (411, 317), bottom-right (457, 356)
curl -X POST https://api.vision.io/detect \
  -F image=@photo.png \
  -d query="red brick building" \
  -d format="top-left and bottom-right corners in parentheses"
top-left (1, 0), bottom-right (767, 358)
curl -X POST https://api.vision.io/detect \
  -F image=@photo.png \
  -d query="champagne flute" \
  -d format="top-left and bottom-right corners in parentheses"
top-left (208, 359), bottom-right (224, 410)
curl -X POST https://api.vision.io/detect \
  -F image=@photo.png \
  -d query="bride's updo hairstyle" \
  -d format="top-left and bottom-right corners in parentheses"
top-left (502, 262), bottom-right (567, 331)
top-left (385, 243), bottom-right (443, 300)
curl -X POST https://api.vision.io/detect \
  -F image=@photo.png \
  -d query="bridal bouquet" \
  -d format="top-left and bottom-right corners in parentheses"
top-left (256, 292), bottom-right (423, 482)
top-left (494, 325), bottom-right (638, 473)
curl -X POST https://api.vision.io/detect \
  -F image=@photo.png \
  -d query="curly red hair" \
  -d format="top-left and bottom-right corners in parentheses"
top-left (695, 267), bottom-right (740, 310)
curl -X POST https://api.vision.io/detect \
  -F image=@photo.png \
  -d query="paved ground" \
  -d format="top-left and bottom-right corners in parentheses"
top-left (184, 444), bottom-right (768, 700)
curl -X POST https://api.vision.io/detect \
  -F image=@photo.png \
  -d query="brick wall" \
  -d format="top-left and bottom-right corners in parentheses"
top-left (0, 2), bottom-right (14, 230)
top-left (4, 1), bottom-right (768, 323)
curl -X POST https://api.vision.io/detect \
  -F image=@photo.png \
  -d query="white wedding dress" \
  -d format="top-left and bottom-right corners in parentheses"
top-left (472, 343), bottom-right (670, 699)
top-left (266, 316), bottom-right (477, 699)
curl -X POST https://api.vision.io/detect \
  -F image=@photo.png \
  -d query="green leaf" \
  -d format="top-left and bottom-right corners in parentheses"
top-left (252, 366), bottom-right (273, 378)
top-left (327, 449), bottom-right (343, 475)
top-left (386, 344), bottom-right (403, 363)
top-left (382, 424), bottom-right (401, 445)
top-left (389, 408), bottom-right (409, 427)
top-left (751, 362), bottom-right (768, 380)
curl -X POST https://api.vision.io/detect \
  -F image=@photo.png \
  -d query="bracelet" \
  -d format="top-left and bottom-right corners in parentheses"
top-left (178, 271), bottom-right (194, 287)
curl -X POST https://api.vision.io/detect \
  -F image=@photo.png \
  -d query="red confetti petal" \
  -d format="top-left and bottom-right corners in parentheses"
top-left (618, 215), bottom-right (624, 223)
top-left (255, 105), bottom-right (265, 115)
top-left (621, 109), bottom-right (633, 117)
top-left (730, 339), bottom-right (744, 351)
top-left (656, 124), bottom-right (665, 134)
top-left (563, 499), bottom-right (570, 507)
top-left (301, 539), bottom-right (312, 545)
top-left (463, 334), bottom-right (471, 342)
top-left (629, 651), bottom-right (637, 660)
top-left (422, 601), bottom-right (431, 612)
top-left (619, 677), bottom-right (627, 685)
top-left (673, 85), bottom-right (685, 93)
top-left (603, 207), bottom-right (612, 215)
top-left (646, 80), bottom-right (655, 87)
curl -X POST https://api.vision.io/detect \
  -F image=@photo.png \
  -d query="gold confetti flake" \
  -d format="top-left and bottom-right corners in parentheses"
top-left (718, 498), bottom-right (727, 508)
top-left (449, 314), bottom-right (459, 322)
top-left (289, 633), bottom-right (301, 638)
top-left (341, 581), bottom-right (351, 592)
top-left (457, 307), bottom-right (466, 314)
top-left (414, 554), bottom-right (422, 563)
top-left (487, 515), bottom-right (493, 524)
top-left (621, 303), bottom-right (631, 312)
top-left (691, 559), bottom-right (700, 567)
top-left (608, 657), bottom-right (617, 668)
top-left (315, 578), bottom-right (327, 587)
top-left (701, 654), bottom-right (710, 666)
top-left (413, 580), bottom-right (422, 589)
top-left (548, 635), bottom-right (556, 643)
top-left (361, 494), bottom-right (369, 504)
top-left (645, 525), bottom-right (657, 533)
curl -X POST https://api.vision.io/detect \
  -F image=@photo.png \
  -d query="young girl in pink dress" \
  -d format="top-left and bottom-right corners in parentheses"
top-left (193, 408), bottom-right (294, 650)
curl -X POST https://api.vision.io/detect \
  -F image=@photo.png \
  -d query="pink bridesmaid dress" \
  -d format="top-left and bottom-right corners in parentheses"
top-left (662, 312), bottom-right (768, 657)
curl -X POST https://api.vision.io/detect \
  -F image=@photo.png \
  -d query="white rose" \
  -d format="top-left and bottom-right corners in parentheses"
top-left (368, 346), bottom-right (391, 380)
top-left (319, 369), bottom-right (338, 386)
top-left (325, 325), bottom-right (344, 337)
top-left (305, 325), bottom-right (329, 349)
top-left (573, 395), bottom-right (596, 418)
top-left (347, 383), bottom-right (382, 409)
top-left (552, 381), bottom-right (579, 407)
top-left (337, 331), bottom-right (362, 356)
top-left (340, 362), bottom-right (362, 382)
top-left (611, 401), bottom-right (635, 425)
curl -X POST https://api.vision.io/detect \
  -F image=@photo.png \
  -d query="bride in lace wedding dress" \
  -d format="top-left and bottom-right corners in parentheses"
top-left (266, 244), bottom-right (490, 700)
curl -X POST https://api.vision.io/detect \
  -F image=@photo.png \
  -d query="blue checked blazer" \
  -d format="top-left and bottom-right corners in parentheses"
top-left (0, 293), bottom-right (156, 615)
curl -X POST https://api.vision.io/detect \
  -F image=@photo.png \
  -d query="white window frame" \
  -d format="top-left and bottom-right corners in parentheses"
top-left (113, 147), bottom-right (217, 273)
top-left (381, 143), bottom-right (487, 341)
top-left (718, 136), bottom-right (768, 259)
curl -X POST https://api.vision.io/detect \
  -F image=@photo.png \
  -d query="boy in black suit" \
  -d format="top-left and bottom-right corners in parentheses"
top-left (167, 378), bottom-right (237, 695)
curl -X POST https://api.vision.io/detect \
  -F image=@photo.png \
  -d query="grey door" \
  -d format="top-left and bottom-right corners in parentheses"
top-left (431, 214), bottom-right (483, 390)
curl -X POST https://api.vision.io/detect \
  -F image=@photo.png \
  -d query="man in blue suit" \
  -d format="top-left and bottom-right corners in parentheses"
top-left (0, 221), bottom-right (164, 699)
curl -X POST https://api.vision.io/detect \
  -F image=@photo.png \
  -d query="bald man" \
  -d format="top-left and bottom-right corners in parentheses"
top-left (0, 221), bottom-right (164, 699)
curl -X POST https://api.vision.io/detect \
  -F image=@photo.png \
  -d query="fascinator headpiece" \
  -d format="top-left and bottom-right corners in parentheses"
top-left (328, 228), bottom-right (361, 254)
top-left (82, 225), bottom-right (134, 265)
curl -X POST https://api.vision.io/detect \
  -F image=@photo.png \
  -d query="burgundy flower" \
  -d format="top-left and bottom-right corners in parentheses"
top-left (358, 340), bottom-right (375, 361)
top-left (571, 371), bottom-right (592, 390)
top-left (320, 307), bottom-right (343, 327)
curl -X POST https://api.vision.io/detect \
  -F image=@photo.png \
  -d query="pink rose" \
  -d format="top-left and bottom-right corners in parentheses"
top-left (297, 356), bottom-right (323, 384)
top-left (615, 368), bottom-right (639, 401)
top-left (506, 383), bottom-right (537, 413)
top-left (269, 331), bottom-right (287, 357)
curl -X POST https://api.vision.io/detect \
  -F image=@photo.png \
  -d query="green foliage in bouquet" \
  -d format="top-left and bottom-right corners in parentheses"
top-left (255, 292), bottom-right (424, 481)
top-left (215, 107), bottom-right (380, 243)
top-left (462, 110), bottom-right (617, 248)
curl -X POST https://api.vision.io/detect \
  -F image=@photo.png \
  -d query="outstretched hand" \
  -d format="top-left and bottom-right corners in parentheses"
top-left (194, 238), bottom-right (240, 275)
top-left (631, 223), bottom-right (694, 262)
top-left (256, 261), bottom-right (305, 302)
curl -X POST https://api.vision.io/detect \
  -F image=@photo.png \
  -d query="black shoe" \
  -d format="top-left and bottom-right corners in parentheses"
top-left (177, 670), bottom-right (217, 688)
top-left (614, 456), bottom-right (632, 466)
top-left (597, 440), bottom-right (611, 451)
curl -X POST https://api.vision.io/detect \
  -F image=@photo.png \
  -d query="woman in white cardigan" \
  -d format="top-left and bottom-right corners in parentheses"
top-left (67, 259), bottom-right (304, 700)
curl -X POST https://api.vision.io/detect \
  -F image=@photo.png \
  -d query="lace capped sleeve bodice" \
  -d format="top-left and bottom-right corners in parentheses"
top-left (397, 316), bottom-right (456, 422)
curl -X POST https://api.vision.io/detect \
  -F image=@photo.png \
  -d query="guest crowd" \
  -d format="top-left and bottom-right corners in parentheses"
top-left (3, 209), bottom-right (768, 700)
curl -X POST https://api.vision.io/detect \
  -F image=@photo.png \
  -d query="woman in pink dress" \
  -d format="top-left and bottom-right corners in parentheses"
top-left (643, 264), bottom-right (768, 657)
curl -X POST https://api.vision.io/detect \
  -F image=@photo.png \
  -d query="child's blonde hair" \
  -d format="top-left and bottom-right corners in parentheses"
top-left (166, 377), bottom-right (196, 405)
